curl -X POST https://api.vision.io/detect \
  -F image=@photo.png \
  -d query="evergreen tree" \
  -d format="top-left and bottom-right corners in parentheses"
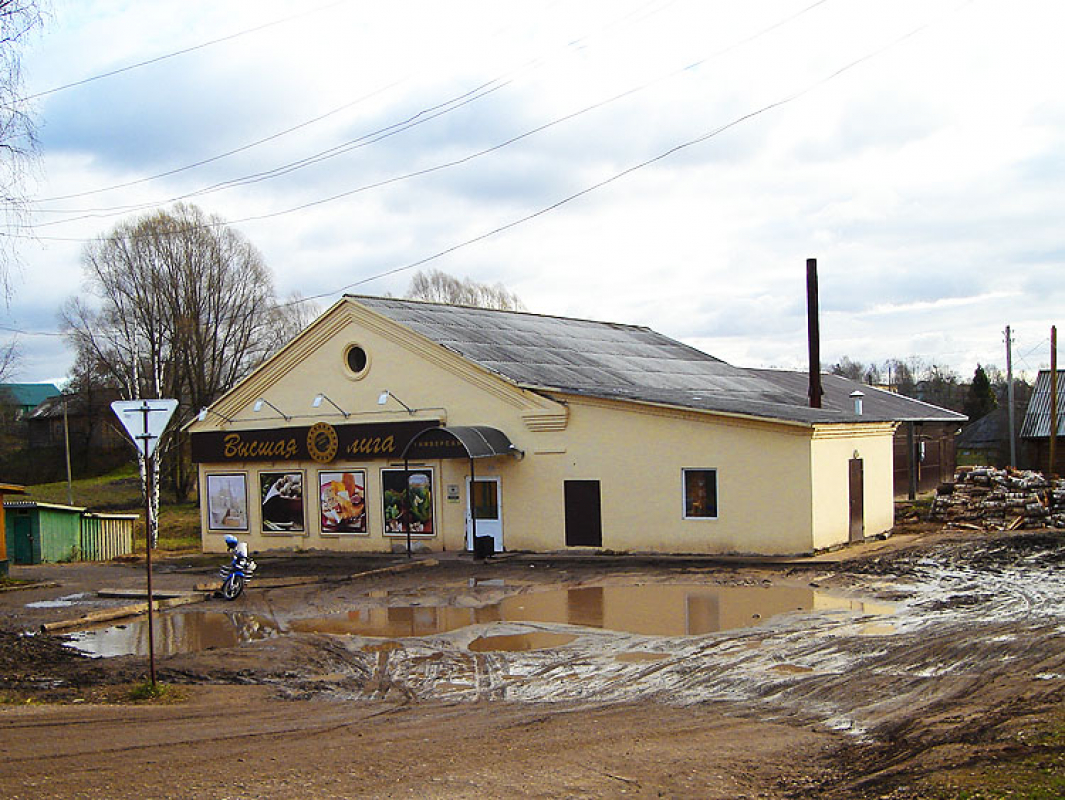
top-left (963, 364), bottom-right (998, 420)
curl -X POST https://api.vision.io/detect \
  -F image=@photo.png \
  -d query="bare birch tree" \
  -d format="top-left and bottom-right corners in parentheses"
top-left (62, 203), bottom-right (285, 501)
top-left (0, 1), bottom-right (45, 300)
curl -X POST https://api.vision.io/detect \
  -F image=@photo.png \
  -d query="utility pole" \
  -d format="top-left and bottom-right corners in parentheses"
top-left (62, 396), bottom-right (73, 506)
top-left (1005, 326), bottom-right (1016, 467)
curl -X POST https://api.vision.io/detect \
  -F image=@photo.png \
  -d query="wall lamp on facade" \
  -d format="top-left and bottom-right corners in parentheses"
top-left (253, 398), bottom-right (290, 421)
top-left (377, 389), bottom-right (414, 414)
top-left (313, 393), bottom-right (350, 418)
top-left (197, 407), bottom-right (233, 423)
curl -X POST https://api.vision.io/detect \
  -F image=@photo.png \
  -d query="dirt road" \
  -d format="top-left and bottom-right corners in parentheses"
top-left (2, 529), bottom-right (1064, 798)
top-left (0, 685), bottom-right (838, 799)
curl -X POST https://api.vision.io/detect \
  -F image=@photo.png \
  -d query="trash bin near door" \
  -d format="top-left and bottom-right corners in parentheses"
top-left (474, 535), bottom-right (494, 559)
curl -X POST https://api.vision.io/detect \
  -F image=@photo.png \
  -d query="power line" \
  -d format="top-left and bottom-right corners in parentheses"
top-left (31, 79), bottom-right (406, 206)
top-left (8, 0), bottom-right (961, 259)
top-left (5, 0), bottom-right (968, 344)
top-left (21, 1), bottom-right (354, 102)
top-left (31, 0), bottom-right (678, 210)
top-left (0, 324), bottom-right (64, 337)
top-left (29, 0), bottom-right (837, 231)
top-left (300, 11), bottom-right (953, 306)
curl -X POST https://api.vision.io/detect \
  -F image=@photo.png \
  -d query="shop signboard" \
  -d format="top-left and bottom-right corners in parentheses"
top-left (191, 420), bottom-right (439, 464)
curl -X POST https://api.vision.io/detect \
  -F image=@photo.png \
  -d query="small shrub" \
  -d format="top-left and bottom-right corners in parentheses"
top-left (128, 680), bottom-right (182, 703)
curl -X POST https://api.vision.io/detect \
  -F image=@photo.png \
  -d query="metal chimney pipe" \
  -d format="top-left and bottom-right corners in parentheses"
top-left (807, 258), bottom-right (823, 408)
top-left (850, 390), bottom-right (864, 416)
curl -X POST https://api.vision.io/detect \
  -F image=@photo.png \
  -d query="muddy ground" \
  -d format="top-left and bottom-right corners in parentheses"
top-left (2, 528), bottom-right (1065, 799)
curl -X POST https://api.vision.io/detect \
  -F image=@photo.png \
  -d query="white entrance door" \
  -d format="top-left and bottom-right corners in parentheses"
top-left (466, 476), bottom-right (503, 552)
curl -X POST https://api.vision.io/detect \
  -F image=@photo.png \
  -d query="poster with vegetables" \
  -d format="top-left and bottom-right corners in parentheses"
top-left (381, 468), bottom-right (433, 535)
top-left (319, 471), bottom-right (366, 533)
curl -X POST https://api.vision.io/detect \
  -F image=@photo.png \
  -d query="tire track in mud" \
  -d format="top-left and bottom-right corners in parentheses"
top-left (0, 701), bottom-right (396, 765)
top-left (291, 545), bottom-right (1065, 744)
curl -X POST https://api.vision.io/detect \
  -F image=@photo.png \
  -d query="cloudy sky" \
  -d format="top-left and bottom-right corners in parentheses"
top-left (2, 0), bottom-right (1062, 386)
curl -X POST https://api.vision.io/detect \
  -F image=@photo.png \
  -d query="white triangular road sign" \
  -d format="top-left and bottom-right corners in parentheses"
top-left (111, 399), bottom-right (179, 459)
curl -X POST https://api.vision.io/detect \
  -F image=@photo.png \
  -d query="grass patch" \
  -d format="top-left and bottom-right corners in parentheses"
top-left (925, 713), bottom-right (1065, 799)
top-left (128, 680), bottom-right (185, 703)
top-left (931, 756), bottom-right (1065, 799)
top-left (26, 463), bottom-right (140, 509)
top-left (22, 465), bottom-right (203, 553)
top-left (0, 693), bottom-right (41, 706)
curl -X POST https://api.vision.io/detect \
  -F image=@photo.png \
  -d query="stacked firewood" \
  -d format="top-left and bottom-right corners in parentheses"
top-left (930, 467), bottom-right (1065, 530)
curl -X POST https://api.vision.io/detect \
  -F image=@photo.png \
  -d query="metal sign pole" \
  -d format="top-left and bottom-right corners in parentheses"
top-left (404, 456), bottom-right (411, 559)
top-left (143, 448), bottom-right (157, 687)
top-left (112, 398), bottom-right (178, 691)
top-left (131, 402), bottom-right (160, 689)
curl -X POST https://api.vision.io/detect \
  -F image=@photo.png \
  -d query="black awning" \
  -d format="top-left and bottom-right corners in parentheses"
top-left (400, 425), bottom-right (519, 461)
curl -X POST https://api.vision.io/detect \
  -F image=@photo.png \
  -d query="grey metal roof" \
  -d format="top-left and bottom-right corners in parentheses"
top-left (1020, 370), bottom-right (1065, 438)
top-left (352, 296), bottom-right (957, 426)
top-left (750, 370), bottom-right (968, 425)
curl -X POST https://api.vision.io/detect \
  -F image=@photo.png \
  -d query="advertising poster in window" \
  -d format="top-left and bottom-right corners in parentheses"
top-left (206, 474), bottom-right (248, 531)
top-left (381, 468), bottom-right (433, 535)
top-left (319, 471), bottom-right (367, 534)
top-left (260, 472), bottom-right (305, 532)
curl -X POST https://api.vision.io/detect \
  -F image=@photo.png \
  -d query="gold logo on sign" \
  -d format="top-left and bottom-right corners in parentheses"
top-left (307, 422), bottom-right (339, 463)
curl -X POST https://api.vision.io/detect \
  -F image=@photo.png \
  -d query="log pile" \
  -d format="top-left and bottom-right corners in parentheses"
top-left (930, 467), bottom-right (1065, 531)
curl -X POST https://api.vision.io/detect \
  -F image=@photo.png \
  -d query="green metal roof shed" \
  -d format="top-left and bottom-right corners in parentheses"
top-left (5, 502), bottom-right (84, 564)
top-left (4, 502), bottom-right (138, 565)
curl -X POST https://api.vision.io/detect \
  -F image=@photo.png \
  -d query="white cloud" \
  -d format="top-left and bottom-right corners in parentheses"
top-left (2, 0), bottom-right (1062, 386)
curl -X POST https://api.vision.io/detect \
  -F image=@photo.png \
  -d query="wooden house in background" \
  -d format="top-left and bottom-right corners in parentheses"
top-left (1021, 370), bottom-right (1065, 475)
top-left (751, 370), bottom-right (966, 497)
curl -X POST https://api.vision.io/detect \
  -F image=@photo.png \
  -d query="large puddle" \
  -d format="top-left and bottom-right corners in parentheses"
top-left (66, 611), bottom-right (281, 658)
top-left (65, 583), bottom-right (892, 657)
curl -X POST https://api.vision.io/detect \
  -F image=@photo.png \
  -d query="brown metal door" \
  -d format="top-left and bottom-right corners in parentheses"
top-left (564, 480), bottom-right (602, 547)
top-left (848, 458), bottom-right (864, 543)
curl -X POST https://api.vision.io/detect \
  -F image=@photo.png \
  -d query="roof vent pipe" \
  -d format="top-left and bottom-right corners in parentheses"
top-left (850, 390), bottom-right (864, 416)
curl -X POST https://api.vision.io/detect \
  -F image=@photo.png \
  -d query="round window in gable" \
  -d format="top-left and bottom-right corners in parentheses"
top-left (344, 344), bottom-right (369, 378)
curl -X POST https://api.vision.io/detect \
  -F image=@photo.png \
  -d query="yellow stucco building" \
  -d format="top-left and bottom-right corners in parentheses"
top-left (190, 296), bottom-right (906, 556)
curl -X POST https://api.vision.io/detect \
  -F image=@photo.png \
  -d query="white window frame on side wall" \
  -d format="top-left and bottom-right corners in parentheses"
top-left (682, 468), bottom-right (719, 520)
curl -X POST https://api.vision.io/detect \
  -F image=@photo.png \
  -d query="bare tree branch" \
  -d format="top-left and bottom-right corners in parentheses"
top-left (405, 268), bottom-right (525, 311)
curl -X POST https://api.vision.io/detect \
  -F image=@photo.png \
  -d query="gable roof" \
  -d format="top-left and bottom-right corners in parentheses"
top-left (957, 406), bottom-right (1010, 448)
top-left (0, 383), bottom-right (60, 410)
top-left (353, 296), bottom-right (926, 425)
top-left (1020, 370), bottom-right (1065, 439)
top-left (749, 369), bottom-right (968, 425)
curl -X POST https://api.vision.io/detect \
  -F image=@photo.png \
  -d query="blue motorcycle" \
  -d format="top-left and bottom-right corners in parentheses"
top-left (219, 551), bottom-right (256, 600)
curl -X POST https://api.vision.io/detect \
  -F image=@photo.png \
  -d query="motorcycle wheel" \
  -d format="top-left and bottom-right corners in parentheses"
top-left (221, 573), bottom-right (245, 600)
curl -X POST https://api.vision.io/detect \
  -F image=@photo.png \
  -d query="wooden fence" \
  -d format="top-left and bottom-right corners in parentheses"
top-left (80, 513), bottom-right (137, 560)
